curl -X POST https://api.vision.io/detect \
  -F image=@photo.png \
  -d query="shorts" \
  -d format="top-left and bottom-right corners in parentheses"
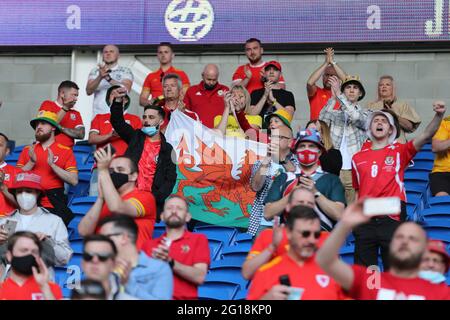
top-left (429, 172), bottom-right (450, 195)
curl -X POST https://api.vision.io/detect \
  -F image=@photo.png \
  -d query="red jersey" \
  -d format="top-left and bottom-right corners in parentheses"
top-left (349, 265), bottom-right (450, 300)
top-left (142, 66), bottom-right (190, 98)
top-left (232, 61), bottom-right (286, 94)
top-left (39, 100), bottom-right (84, 148)
top-left (309, 87), bottom-right (340, 120)
top-left (183, 82), bottom-right (228, 128)
top-left (95, 189), bottom-right (156, 249)
top-left (137, 139), bottom-right (161, 192)
top-left (247, 229), bottom-right (329, 261)
top-left (17, 142), bottom-right (78, 208)
top-left (0, 162), bottom-right (21, 215)
top-left (90, 113), bottom-right (142, 155)
top-left (352, 141), bottom-right (417, 218)
top-left (142, 231), bottom-right (210, 300)
top-left (247, 253), bottom-right (345, 300)
top-left (0, 277), bottom-right (62, 300)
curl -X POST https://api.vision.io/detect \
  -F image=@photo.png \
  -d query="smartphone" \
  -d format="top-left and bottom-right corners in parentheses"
top-left (3, 219), bottom-right (17, 236)
top-left (279, 274), bottom-right (291, 286)
top-left (363, 197), bottom-right (401, 217)
top-left (105, 143), bottom-right (117, 155)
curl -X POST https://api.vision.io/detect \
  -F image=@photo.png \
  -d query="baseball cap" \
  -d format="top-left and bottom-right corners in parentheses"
top-left (9, 172), bottom-right (43, 192)
top-left (30, 110), bottom-right (61, 134)
top-left (366, 110), bottom-right (397, 144)
top-left (265, 61), bottom-right (282, 72)
top-left (291, 128), bottom-right (325, 151)
top-left (340, 75), bottom-right (365, 101)
top-left (427, 240), bottom-right (450, 273)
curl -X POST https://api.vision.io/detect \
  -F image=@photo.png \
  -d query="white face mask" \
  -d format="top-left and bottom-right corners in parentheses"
top-left (17, 192), bottom-right (37, 211)
top-left (418, 270), bottom-right (447, 284)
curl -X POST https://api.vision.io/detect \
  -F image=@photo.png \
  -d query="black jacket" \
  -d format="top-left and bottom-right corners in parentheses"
top-left (110, 101), bottom-right (177, 214)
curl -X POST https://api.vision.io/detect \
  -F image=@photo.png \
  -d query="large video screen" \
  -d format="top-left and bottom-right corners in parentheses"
top-left (0, 0), bottom-right (447, 45)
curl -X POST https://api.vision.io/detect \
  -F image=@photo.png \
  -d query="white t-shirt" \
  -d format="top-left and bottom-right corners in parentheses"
top-left (88, 64), bottom-right (134, 117)
top-left (339, 113), bottom-right (352, 170)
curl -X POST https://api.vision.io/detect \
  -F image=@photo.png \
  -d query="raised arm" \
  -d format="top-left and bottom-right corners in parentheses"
top-left (110, 88), bottom-right (136, 143)
top-left (413, 101), bottom-right (446, 151)
top-left (316, 200), bottom-right (370, 291)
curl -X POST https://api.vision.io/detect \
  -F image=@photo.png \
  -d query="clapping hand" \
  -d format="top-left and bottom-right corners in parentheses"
top-left (328, 75), bottom-right (341, 97)
top-left (324, 47), bottom-right (334, 64)
top-left (432, 100), bottom-right (446, 116)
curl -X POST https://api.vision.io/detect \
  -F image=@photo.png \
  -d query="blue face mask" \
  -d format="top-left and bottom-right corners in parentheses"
top-left (141, 125), bottom-right (158, 137)
top-left (418, 270), bottom-right (446, 284)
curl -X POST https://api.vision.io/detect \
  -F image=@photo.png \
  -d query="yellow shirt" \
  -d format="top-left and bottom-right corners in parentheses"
top-left (214, 115), bottom-right (262, 137)
top-left (432, 116), bottom-right (450, 173)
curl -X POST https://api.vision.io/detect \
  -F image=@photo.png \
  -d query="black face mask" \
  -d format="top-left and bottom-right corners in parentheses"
top-left (110, 172), bottom-right (129, 189)
top-left (11, 254), bottom-right (38, 276)
top-left (204, 82), bottom-right (217, 91)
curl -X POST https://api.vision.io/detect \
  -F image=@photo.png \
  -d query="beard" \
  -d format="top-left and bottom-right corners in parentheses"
top-left (165, 216), bottom-right (185, 228)
top-left (388, 250), bottom-right (423, 271)
top-left (35, 131), bottom-right (52, 143)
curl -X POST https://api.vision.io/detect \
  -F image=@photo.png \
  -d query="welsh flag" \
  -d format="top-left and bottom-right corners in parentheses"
top-left (165, 110), bottom-right (267, 228)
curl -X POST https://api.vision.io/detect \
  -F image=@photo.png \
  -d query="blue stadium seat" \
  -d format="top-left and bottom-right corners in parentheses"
top-left (67, 253), bottom-right (83, 268)
top-left (70, 239), bottom-right (84, 254)
top-left (73, 142), bottom-right (93, 154)
top-left (428, 196), bottom-right (450, 209)
top-left (198, 281), bottom-right (240, 300)
top-left (233, 288), bottom-right (248, 300)
top-left (408, 159), bottom-right (434, 171)
top-left (422, 220), bottom-right (450, 244)
top-left (220, 243), bottom-right (251, 262)
top-left (231, 232), bottom-right (253, 246)
top-left (345, 233), bottom-right (355, 245)
top-left (4, 152), bottom-right (20, 165)
top-left (152, 221), bottom-right (166, 239)
top-left (413, 151), bottom-right (434, 161)
top-left (77, 163), bottom-right (93, 173)
top-left (193, 225), bottom-right (237, 246)
top-left (339, 244), bottom-right (354, 264)
top-left (210, 257), bottom-right (245, 269)
top-left (54, 267), bottom-right (72, 298)
top-left (404, 171), bottom-right (430, 182)
top-left (208, 239), bottom-right (224, 261)
top-left (68, 173), bottom-right (91, 203)
top-left (206, 266), bottom-right (248, 289)
top-left (419, 207), bottom-right (450, 221)
top-left (420, 143), bottom-right (432, 152)
top-left (70, 196), bottom-right (97, 216)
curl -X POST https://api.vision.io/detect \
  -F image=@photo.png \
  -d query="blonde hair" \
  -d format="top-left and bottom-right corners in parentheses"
top-left (317, 120), bottom-right (334, 150)
top-left (377, 75), bottom-right (396, 102)
top-left (230, 84), bottom-right (251, 113)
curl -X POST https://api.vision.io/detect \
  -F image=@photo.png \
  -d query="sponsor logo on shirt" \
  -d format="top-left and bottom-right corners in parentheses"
top-left (70, 113), bottom-right (76, 121)
top-left (217, 90), bottom-right (224, 96)
top-left (316, 274), bottom-right (330, 288)
top-left (195, 91), bottom-right (202, 96)
top-left (181, 244), bottom-right (190, 253)
top-left (105, 120), bottom-right (110, 124)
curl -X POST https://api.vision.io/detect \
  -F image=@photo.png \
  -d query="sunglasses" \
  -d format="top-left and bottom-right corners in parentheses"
top-left (300, 230), bottom-right (321, 239)
top-left (82, 252), bottom-right (114, 262)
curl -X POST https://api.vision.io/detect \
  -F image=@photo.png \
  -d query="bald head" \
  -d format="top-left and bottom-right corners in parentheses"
top-left (202, 64), bottom-right (219, 89)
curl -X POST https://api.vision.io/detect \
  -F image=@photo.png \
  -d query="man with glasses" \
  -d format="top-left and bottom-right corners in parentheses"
top-left (139, 42), bottom-right (190, 107)
top-left (243, 187), bottom-right (320, 280)
top-left (247, 125), bottom-right (296, 237)
top-left (81, 234), bottom-right (136, 300)
top-left (109, 86), bottom-right (177, 218)
top-left (78, 147), bottom-right (156, 249)
top-left (98, 214), bottom-right (173, 299)
top-left (247, 206), bottom-right (345, 300)
top-left (264, 129), bottom-right (346, 232)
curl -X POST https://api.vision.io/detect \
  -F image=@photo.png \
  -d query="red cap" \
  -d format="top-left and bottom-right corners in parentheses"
top-left (10, 172), bottom-right (43, 191)
top-left (265, 61), bottom-right (282, 72)
top-left (427, 240), bottom-right (450, 272)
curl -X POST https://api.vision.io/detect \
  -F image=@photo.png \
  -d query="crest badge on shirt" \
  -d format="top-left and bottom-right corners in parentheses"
top-left (31, 293), bottom-right (44, 300)
top-left (181, 245), bottom-right (190, 253)
top-left (385, 156), bottom-right (394, 166)
top-left (316, 274), bottom-right (330, 288)
top-left (217, 90), bottom-right (224, 96)
top-left (70, 113), bottom-right (76, 121)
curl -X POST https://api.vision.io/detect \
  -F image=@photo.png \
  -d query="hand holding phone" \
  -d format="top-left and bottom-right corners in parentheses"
top-left (363, 197), bottom-right (401, 217)
top-left (3, 219), bottom-right (17, 236)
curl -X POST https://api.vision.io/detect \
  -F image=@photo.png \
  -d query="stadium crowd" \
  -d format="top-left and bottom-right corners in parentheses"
top-left (0, 40), bottom-right (449, 300)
